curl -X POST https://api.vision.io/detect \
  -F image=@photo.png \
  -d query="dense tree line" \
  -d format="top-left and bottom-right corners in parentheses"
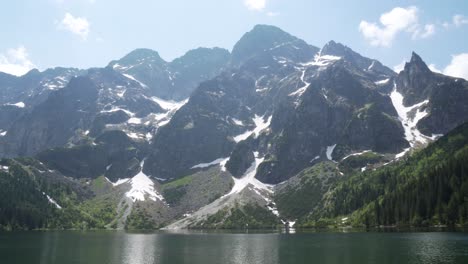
top-left (311, 122), bottom-right (468, 227)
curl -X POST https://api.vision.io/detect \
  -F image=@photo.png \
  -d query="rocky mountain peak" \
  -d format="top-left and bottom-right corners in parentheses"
top-left (404, 51), bottom-right (431, 74)
top-left (111, 48), bottom-right (166, 67)
top-left (231, 24), bottom-right (304, 66)
top-left (320, 40), bottom-right (350, 56)
top-left (320, 40), bottom-right (395, 77)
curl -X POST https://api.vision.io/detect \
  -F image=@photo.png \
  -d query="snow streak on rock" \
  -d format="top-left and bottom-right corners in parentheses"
top-left (233, 115), bottom-right (272, 142)
top-left (42, 192), bottom-right (62, 209)
top-left (191, 157), bottom-right (229, 169)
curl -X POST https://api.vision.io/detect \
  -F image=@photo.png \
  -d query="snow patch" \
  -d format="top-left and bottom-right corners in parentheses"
top-left (123, 73), bottom-right (148, 88)
top-left (341, 150), bottom-right (371, 161)
top-left (326, 144), bottom-right (337, 161)
top-left (127, 117), bottom-right (142, 124)
top-left (6, 102), bottom-right (25, 108)
top-left (375, 78), bottom-right (390, 85)
top-left (126, 160), bottom-right (164, 202)
top-left (226, 152), bottom-right (273, 196)
top-left (107, 177), bottom-right (130, 187)
top-left (301, 54), bottom-right (341, 67)
top-left (126, 132), bottom-right (144, 139)
top-left (42, 192), bottom-right (62, 209)
top-left (191, 157), bottom-right (229, 169)
top-left (395, 148), bottom-right (411, 159)
top-left (150, 97), bottom-right (187, 112)
top-left (231, 118), bottom-right (244, 126)
top-left (101, 107), bottom-right (135, 117)
top-left (289, 69), bottom-right (310, 98)
top-left (310, 155), bottom-right (320, 163)
top-left (233, 115), bottom-right (272, 142)
top-left (390, 83), bottom-right (431, 147)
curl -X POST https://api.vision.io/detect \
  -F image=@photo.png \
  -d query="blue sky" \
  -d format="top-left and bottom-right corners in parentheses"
top-left (1, 0), bottom-right (467, 78)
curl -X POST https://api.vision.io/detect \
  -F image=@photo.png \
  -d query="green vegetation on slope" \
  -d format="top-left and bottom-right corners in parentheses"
top-left (302, 122), bottom-right (468, 228)
top-left (0, 159), bottom-right (120, 230)
top-left (190, 203), bottom-right (280, 229)
top-left (274, 162), bottom-right (341, 220)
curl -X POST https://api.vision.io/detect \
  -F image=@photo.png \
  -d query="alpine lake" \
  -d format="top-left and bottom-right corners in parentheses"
top-left (1, 229), bottom-right (468, 264)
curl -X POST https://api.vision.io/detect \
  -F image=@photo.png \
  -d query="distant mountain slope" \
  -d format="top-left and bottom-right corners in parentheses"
top-left (0, 24), bottom-right (467, 230)
top-left (109, 47), bottom-right (230, 100)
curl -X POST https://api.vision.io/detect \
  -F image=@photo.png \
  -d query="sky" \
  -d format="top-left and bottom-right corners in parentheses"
top-left (1, 0), bottom-right (467, 79)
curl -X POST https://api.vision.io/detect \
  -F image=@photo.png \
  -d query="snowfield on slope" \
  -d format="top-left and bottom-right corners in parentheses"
top-left (126, 160), bottom-right (165, 202)
top-left (390, 82), bottom-right (432, 148)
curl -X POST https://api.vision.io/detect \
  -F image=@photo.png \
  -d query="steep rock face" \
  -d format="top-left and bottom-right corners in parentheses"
top-left (419, 80), bottom-right (468, 134)
top-left (169, 47), bottom-right (231, 100)
top-left (0, 66), bottom-right (168, 157)
top-left (397, 52), bottom-right (435, 105)
top-left (0, 68), bottom-right (85, 133)
top-left (395, 52), bottom-right (468, 135)
top-left (320, 40), bottom-right (395, 79)
top-left (0, 77), bottom-right (99, 157)
top-left (0, 68), bottom-right (85, 107)
top-left (145, 74), bottom-right (258, 179)
top-left (256, 57), bottom-right (402, 184)
top-left (145, 25), bottom-right (320, 180)
top-left (37, 130), bottom-right (141, 181)
top-left (109, 47), bottom-right (231, 100)
top-left (225, 140), bottom-right (255, 177)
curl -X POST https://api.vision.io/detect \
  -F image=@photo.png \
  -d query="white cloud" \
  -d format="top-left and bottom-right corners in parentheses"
top-left (412, 24), bottom-right (435, 39)
top-left (359, 6), bottom-right (435, 47)
top-left (453, 14), bottom-right (468, 27)
top-left (428, 64), bottom-right (442, 73)
top-left (443, 53), bottom-right (468, 80)
top-left (0, 46), bottom-right (36, 76)
top-left (393, 60), bottom-right (407, 73)
top-left (58, 13), bottom-right (90, 40)
top-left (244, 0), bottom-right (266, 11)
top-left (442, 14), bottom-right (468, 29)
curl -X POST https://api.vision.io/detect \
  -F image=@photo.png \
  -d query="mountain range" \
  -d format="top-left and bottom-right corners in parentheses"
top-left (1, 25), bottom-right (467, 230)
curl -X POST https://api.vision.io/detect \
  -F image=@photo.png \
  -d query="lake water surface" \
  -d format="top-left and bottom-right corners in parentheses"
top-left (1, 230), bottom-right (468, 264)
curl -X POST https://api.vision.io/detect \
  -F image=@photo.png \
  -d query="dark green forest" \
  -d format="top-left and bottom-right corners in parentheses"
top-left (301, 122), bottom-right (468, 228)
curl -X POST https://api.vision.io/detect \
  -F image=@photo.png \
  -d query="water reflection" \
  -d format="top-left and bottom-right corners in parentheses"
top-left (120, 234), bottom-right (160, 264)
top-left (408, 233), bottom-right (458, 264)
top-left (2, 231), bottom-right (467, 264)
top-left (223, 234), bottom-right (279, 264)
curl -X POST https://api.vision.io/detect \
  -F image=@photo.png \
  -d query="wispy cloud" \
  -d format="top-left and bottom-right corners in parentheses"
top-left (244, 0), bottom-right (267, 11)
top-left (359, 6), bottom-right (435, 47)
top-left (443, 14), bottom-right (468, 29)
top-left (58, 13), bottom-right (90, 40)
top-left (0, 46), bottom-right (36, 76)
